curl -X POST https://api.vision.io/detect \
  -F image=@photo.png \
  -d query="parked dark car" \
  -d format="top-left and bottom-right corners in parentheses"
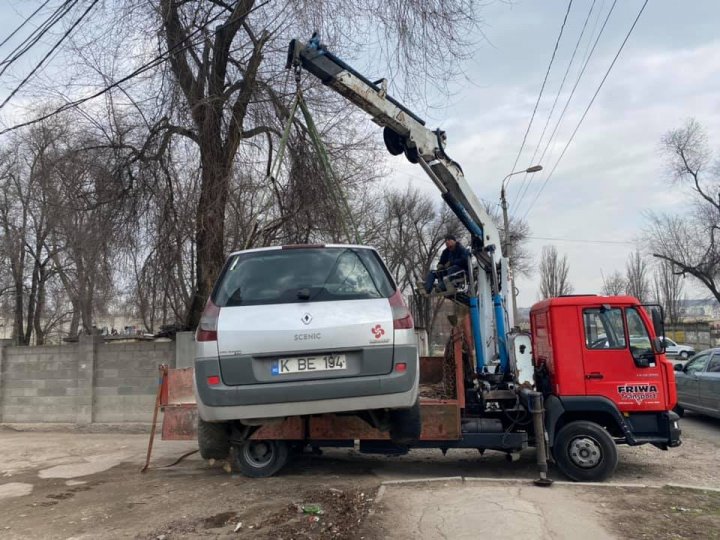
top-left (674, 348), bottom-right (720, 419)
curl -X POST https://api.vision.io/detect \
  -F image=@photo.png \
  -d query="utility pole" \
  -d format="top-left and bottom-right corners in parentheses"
top-left (500, 165), bottom-right (542, 328)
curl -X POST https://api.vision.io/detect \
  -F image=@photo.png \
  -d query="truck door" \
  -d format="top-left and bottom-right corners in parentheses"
top-left (699, 353), bottom-right (720, 412)
top-left (581, 306), bottom-right (665, 412)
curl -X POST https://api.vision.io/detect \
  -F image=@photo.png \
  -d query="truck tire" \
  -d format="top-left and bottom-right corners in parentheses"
top-left (233, 440), bottom-right (289, 478)
top-left (389, 400), bottom-right (422, 444)
top-left (197, 418), bottom-right (230, 460)
top-left (553, 420), bottom-right (618, 482)
top-left (673, 404), bottom-right (685, 417)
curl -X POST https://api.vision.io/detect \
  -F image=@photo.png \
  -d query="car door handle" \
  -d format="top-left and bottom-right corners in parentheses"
top-left (585, 372), bottom-right (604, 380)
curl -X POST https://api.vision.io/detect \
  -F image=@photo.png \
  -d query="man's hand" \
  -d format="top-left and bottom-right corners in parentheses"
top-left (436, 263), bottom-right (446, 271)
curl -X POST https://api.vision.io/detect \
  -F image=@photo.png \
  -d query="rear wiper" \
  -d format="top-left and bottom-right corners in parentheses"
top-left (297, 288), bottom-right (311, 300)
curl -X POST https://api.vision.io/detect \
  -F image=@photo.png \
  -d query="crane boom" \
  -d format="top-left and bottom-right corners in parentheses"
top-left (287, 35), bottom-right (513, 372)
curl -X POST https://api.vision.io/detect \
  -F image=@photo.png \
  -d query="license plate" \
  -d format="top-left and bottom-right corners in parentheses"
top-left (272, 354), bottom-right (346, 375)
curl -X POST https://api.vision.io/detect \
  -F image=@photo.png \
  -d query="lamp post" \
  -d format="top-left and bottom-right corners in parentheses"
top-left (500, 164), bottom-right (542, 327)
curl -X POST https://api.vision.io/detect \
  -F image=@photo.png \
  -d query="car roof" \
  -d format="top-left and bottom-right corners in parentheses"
top-left (227, 244), bottom-right (377, 257)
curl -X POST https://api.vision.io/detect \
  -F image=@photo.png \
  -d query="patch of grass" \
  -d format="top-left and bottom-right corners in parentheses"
top-left (603, 486), bottom-right (720, 539)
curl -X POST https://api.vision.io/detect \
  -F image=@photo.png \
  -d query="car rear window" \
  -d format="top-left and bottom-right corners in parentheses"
top-left (213, 247), bottom-right (396, 307)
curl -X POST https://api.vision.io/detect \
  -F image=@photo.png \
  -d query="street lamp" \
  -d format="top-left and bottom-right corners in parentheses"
top-left (500, 164), bottom-right (542, 327)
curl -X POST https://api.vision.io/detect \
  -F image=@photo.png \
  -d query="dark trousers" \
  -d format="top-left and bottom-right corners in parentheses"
top-left (424, 265), bottom-right (463, 293)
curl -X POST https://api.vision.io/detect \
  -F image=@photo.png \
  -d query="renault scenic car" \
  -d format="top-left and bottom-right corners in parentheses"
top-left (193, 244), bottom-right (420, 457)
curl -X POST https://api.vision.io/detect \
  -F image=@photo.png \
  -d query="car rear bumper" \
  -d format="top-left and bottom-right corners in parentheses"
top-left (194, 345), bottom-right (419, 421)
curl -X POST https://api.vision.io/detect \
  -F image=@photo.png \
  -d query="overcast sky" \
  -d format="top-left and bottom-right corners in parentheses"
top-left (387, 0), bottom-right (720, 306)
top-left (1, 1), bottom-right (718, 307)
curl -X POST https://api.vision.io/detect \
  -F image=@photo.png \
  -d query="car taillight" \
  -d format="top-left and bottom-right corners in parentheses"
top-left (196, 299), bottom-right (220, 342)
top-left (389, 290), bottom-right (413, 330)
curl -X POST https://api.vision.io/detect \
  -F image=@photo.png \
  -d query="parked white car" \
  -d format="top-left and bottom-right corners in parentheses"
top-left (193, 244), bottom-right (421, 475)
top-left (661, 337), bottom-right (695, 361)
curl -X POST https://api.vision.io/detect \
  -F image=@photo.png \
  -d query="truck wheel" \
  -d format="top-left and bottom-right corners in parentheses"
top-left (197, 418), bottom-right (230, 460)
top-left (233, 440), bottom-right (289, 478)
top-left (389, 400), bottom-right (422, 444)
top-left (673, 404), bottom-right (685, 417)
top-left (553, 421), bottom-right (618, 482)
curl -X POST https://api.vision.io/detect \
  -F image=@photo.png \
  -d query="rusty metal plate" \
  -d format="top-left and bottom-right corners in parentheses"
top-left (309, 414), bottom-right (387, 440)
top-left (167, 368), bottom-right (196, 405)
top-left (420, 356), bottom-right (444, 384)
top-left (418, 402), bottom-right (460, 440)
top-left (251, 416), bottom-right (304, 440)
top-left (161, 405), bottom-right (198, 440)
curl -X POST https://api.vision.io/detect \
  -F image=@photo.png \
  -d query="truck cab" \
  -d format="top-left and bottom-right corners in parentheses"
top-left (531, 295), bottom-right (682, 481)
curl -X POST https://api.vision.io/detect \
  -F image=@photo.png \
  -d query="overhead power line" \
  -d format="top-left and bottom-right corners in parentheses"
top-left (0, 1), bottom-right (78, 77)
top-left (521, 0), bottom-right (650, 221)
top-left (513, 0), bottom-right (618, 216)
top-left (0, 0), bottom-right (272, 137)
top-left (512, 0), bottom-right (597, 213)
top-left (505, 0), bottom-right (573, 180)
top-left (0, 0), bottom-right (52, 49)
top-left (0, 0), bottom-right (100, 112)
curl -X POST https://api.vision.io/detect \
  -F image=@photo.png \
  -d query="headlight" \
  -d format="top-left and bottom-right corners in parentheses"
top-left (673, 421), bottom-right (679, 429)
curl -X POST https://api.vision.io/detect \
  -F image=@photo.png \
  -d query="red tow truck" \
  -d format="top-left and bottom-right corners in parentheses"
top-left (158, 294), bottom-right (681, 482)
top-left (154, 35), bottom-right (681, 483)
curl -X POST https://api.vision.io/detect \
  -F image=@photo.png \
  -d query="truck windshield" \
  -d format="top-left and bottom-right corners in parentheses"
top-left (213, 247), bottom-right (395, 307)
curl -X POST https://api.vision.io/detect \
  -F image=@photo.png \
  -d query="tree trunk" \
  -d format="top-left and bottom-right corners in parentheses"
top-left (186, 144), bottom-right (231, 329)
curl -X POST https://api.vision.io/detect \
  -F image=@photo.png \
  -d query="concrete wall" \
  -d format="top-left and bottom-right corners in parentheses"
top-left (0, 334), bottom-right (183, 424)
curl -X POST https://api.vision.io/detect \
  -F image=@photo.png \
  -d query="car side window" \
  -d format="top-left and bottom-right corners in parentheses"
top-left (707, 355), bottom-right (720, 374)
top-left (583, 308), bottom-right (626, 349)
top-left (685, 353), bottom-right (710, 375)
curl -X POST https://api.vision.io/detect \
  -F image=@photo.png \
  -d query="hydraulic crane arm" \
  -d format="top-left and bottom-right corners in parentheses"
top-left (286, 36), bottom-right (503, 254)
top-left (287, 35), bottom-right (512, 371)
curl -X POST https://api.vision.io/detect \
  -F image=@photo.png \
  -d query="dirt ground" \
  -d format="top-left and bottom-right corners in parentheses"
top-left (0, 412), bottom-right (718, 539)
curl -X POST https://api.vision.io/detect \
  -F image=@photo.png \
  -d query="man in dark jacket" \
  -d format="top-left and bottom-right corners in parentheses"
top-left (422, 234), bottom-right (470, 294)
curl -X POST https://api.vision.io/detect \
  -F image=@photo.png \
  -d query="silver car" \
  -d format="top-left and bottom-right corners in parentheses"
top-left (674, 348), bottom-right (720, 419)
top-left (661, 336), bottom-right (695, 360)
top-left (193, 244), bottom-right (420, 461)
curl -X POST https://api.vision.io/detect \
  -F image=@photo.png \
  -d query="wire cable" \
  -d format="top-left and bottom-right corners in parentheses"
top-left (511, 0), bottom-right (597, 214)
top-left (0, 1), bottom-right (78, 76)
top-left (0, 0), bottom-right (272, 136)
top-left (0, 0), bottom-right (52, 49)
top-left (0, 0), bottom-right (99, 111)
top-left (512, 0), bottom-right (618, 217)
top-left (521, 0), bottom-right (650, 221)
top-left (505, 0), bottom-right (573, 180)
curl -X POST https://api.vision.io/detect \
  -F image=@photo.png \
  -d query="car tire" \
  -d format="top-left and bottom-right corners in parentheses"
top-left (197, 418), bottom-right (230, 460)
top-left (680, 351), bottom-right (689, 360)
top-left (674, 404), bottom-right (685, 417)
top-left (552, 420), bottom-right (618, 482)
top-left (389, 400), bottom-right (422, 444)
top-left (233, 440), bottom-right (289, 478)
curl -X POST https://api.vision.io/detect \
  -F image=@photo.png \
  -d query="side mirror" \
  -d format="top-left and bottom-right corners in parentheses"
top-left (674, 363), bottom-right (683, 372)
top-left (652, 336), bottom-right (666, 354)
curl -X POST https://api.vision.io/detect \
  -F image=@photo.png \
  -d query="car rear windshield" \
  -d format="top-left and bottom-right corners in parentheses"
top-left (213, 247), bottom-right (396, 307)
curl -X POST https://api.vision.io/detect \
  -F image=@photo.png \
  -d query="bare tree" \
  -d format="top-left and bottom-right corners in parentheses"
top-left (625, 251), bottom-right (649, 302)
top-left (601, 270), bottom-right (626, 296)
top-left (367, 187), bottom-right (462, 342)
top-left (652, 259), bottom-right (685, 325)
top-left (538, 245), bottom-right (573, 299)
top-left (151, 0), bottom-right (483, 328)
top-left (646, 119), bottom-right (720, 304)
